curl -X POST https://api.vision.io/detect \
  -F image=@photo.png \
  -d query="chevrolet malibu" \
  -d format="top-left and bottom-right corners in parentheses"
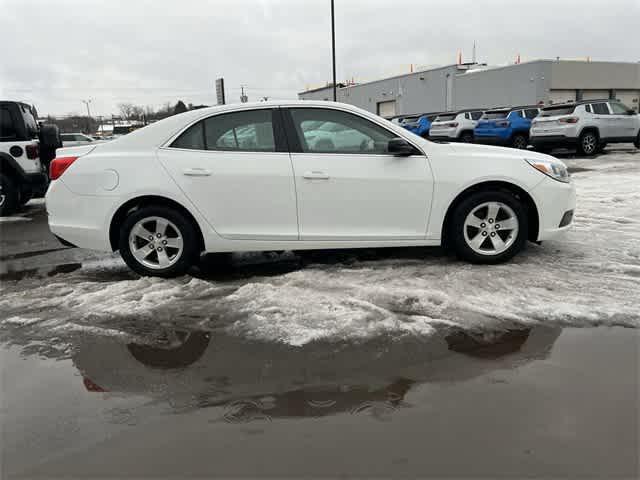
top-left (46, 101), bottom-right (576, 277)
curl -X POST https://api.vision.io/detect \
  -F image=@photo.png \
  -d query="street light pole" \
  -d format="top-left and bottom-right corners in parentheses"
top-left (82, 99), bottom-right (92, 133)
top-left (331, 0), bottom-right (337, 101)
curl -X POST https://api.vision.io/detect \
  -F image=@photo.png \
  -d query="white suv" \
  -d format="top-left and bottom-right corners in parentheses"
top-left (429, 109), bottom-right (484, 143)
top-left (0, 101), bottom-right (50, 215)
top-left (531, 100), bottom-right (640, 155)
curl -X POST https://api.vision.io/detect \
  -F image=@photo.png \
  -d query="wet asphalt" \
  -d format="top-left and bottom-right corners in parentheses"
top-left (1, 175), bottom-right (639, 478)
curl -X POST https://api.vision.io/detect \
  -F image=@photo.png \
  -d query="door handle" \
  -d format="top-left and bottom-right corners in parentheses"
top-left (183, 168), bottom-right (212, 177)
top-left (303, 171), bottom-right (330, 180)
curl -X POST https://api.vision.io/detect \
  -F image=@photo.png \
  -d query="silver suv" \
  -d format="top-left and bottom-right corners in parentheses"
top-left (429, 109), bottom-right (485, 143)
top-left (531, 100), bottom-right (640, 155)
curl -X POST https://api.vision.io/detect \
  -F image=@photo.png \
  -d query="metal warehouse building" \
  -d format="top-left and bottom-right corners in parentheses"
top-left (299, 60), bottom-right (640, 117)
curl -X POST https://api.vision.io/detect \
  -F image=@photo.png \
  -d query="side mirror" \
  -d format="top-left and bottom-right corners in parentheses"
top-left (388, 138), bottom-right (416, 156)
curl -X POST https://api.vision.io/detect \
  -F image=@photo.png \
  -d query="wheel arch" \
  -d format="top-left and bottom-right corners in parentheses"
top-left (441, 180), bottom-right (540, 248)
top-left (579, 125), bottom-right (600, 140)
top-left (109, 195), bottom-right (205, 252)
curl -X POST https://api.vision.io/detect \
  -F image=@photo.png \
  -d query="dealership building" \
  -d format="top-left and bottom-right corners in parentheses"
top-left (299, 60), bottom-right (640, 117)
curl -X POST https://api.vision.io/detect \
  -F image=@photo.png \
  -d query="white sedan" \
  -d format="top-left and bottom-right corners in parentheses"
top-left (46, 101), bottom-right (576, 277)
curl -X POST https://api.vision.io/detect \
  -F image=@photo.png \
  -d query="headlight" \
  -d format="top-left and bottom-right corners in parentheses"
top-left (525, 158), bottom-right (570, 183)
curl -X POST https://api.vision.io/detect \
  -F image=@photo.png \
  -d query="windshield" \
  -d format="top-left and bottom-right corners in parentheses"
top-left (435, 114), bottom-right (457, 122)
top-left (540, 106), bottom-right (576, 117)
top-left (482, 112), bottom-right (508, 120)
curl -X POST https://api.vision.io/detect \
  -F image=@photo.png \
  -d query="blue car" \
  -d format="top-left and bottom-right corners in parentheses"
top-left (402, 112), bottom-right (445, 138)
top-left (474, 106), bottom-right (541, 149)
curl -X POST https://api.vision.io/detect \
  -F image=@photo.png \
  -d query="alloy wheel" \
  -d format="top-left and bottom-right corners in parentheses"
top-left (128, 216), bottom-right (184, 270)
top-left (513, 136), bottom-right (527, 149)
top-left (582, 134), bottom-right (597, 154)
top-left (463, 202), bottom-right (519, 256)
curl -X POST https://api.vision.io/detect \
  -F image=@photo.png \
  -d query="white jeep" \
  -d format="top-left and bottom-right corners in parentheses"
top-left (429, 109), bottom-right (485, 143)
top-left (531, 99), bottom-right (640, 156)
top-left (0, 101), bottom-right (55, 215)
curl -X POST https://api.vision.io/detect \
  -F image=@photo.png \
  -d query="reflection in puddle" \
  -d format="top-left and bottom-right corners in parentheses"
top-left (71, 324), bottom-right (561, 424)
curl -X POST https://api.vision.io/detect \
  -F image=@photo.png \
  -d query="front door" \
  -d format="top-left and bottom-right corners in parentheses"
top-left (609, 101), bottom-right (638, 139)
top-left (284, 107), bottom-right (433, 241)
top-left (158, 108), bottom-right (298, 240)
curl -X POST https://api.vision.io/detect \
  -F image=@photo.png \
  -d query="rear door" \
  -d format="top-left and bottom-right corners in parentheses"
top-left (284, 106), bottom-right (433, 241)
top-left (158, 108), bottom-right (299, 240)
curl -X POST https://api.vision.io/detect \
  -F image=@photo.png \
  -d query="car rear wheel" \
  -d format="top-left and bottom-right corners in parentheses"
top-left (0, 174), bottom-right (19, 216)
top-left (578, 131), bottom-right (598, 156)
top-left (119, 206), bottom-right (199, 277)
top-left (634, 133), bottom-right (639, 149)
top-left (450, 191), bottom-right (528, 264)
top-left (460, 132), bottom-right (474, 143)
top-left (511, 134), bottom-right (528, 150)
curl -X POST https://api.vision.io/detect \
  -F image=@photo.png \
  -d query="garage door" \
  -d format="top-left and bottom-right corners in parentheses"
top-left (549, 90), bottom-right (576, 105)
top-left (377, 100), bottom-right (396, 118)
top-left (615, 90), bottom-right (640, 113)
top-left (582, 90), bottom-right (610, 101)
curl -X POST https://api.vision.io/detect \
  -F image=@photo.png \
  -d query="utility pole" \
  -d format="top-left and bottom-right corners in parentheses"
top-left (240, 85), bottom-right (248, 103)
top-left (81, 99), bottom-right (92, 133)
top-left (331, 0), bottom-right (337, 101)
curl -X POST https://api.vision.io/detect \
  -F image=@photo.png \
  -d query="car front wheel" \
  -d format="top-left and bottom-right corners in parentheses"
top-left (511, 134), bottom-right (528, 150)
top-left (450, 191), bottom-right (528, 264)
top-left (119, 206), bottom-right (199, 277)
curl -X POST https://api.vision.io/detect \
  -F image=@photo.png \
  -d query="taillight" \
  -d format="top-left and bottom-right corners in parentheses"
top-left (26, 144), bottom-right (39, 159)
top-left (559, 117), bottom-right (579, 124)
top-left (83, 377), bottom-right (106, 392)
top-left (447, 122), bottom-right (459, 128)
top-left (50, 156), bottom-right (78, 180)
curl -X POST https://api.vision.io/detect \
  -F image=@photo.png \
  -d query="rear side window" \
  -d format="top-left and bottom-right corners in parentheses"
top-left (524, 109), bottom-right (539, 119)
top-left (511, 110), bottom-right (524, 118)
top-left (171, 122), bottom-right (205, 150)
top-left (170, 109), bottom-right (276, 152)
top-left (592, 103), bottom-right (610, 115)
top-left (471, 111), bottom-right (483, 120)
top-left (205, 109), bottom-right (275, 152)
top-left (585, 105), bottom-right (592, 113)
top-left (1, 108), bottom-right (18, 140)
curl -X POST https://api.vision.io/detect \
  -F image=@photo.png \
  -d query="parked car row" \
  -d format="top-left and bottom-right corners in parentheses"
top-left (397, 99), bottom-right (640, 155)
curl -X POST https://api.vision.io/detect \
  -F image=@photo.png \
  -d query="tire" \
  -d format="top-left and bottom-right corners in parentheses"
top-left (127, 331), bottom-right (211, 369)
top-left (119, 206), bottom-right (200, 277)
top-left (511, 134), bottom-right (528, 150)
top-left (577, 130), bottom-right (599, 156)
top-left (19, 190), bottom-right (33, 206)
top-left (634, 133), bottom-right (640, 150)
top-left (460, 132), bottom-right (474, 143)
top-left (0, 174), bottom-right (19, 216)
top-left (450, 190), bottom-right (528, 264)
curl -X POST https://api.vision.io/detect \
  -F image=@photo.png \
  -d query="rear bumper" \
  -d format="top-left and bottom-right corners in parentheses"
top-left (530, 135), bottom-right (578, 149)
top-left (474, 135), bottom-right (510, 146)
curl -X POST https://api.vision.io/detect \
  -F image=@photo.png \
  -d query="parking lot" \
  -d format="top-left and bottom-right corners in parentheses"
top-left (0, 146), bottom-right (638, 477)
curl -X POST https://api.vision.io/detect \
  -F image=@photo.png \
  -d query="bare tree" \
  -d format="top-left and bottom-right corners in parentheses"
top-left (117, 103), bottom-right (135, 120)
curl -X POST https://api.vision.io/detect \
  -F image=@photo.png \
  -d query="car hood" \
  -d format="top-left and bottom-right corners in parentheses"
top-left (447, 141), bottom-right (556, 162)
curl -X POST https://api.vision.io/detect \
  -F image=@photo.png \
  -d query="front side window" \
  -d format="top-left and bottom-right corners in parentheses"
top-left (610, 102), bottom-right (630, 115)
top-left (592, 103), bottom-right (610, 115)
top-left (289, 108), bottom-right (397, 154)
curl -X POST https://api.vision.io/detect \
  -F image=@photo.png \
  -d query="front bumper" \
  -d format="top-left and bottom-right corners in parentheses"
top-left (530, 176), bottom-right (577, 241)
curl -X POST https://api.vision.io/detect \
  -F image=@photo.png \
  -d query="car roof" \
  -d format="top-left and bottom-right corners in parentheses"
top-left (541, 99), bottom-right (612, 110)
top-left (485, 105), bottom-right (540, 113)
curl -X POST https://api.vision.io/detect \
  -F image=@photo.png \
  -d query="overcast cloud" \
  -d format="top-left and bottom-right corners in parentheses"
top-left (1, 0), bottom-right (638, 116)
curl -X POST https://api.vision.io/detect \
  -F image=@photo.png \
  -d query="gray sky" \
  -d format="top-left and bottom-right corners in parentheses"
top-left (1, 0), bottom-right (638, 117)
